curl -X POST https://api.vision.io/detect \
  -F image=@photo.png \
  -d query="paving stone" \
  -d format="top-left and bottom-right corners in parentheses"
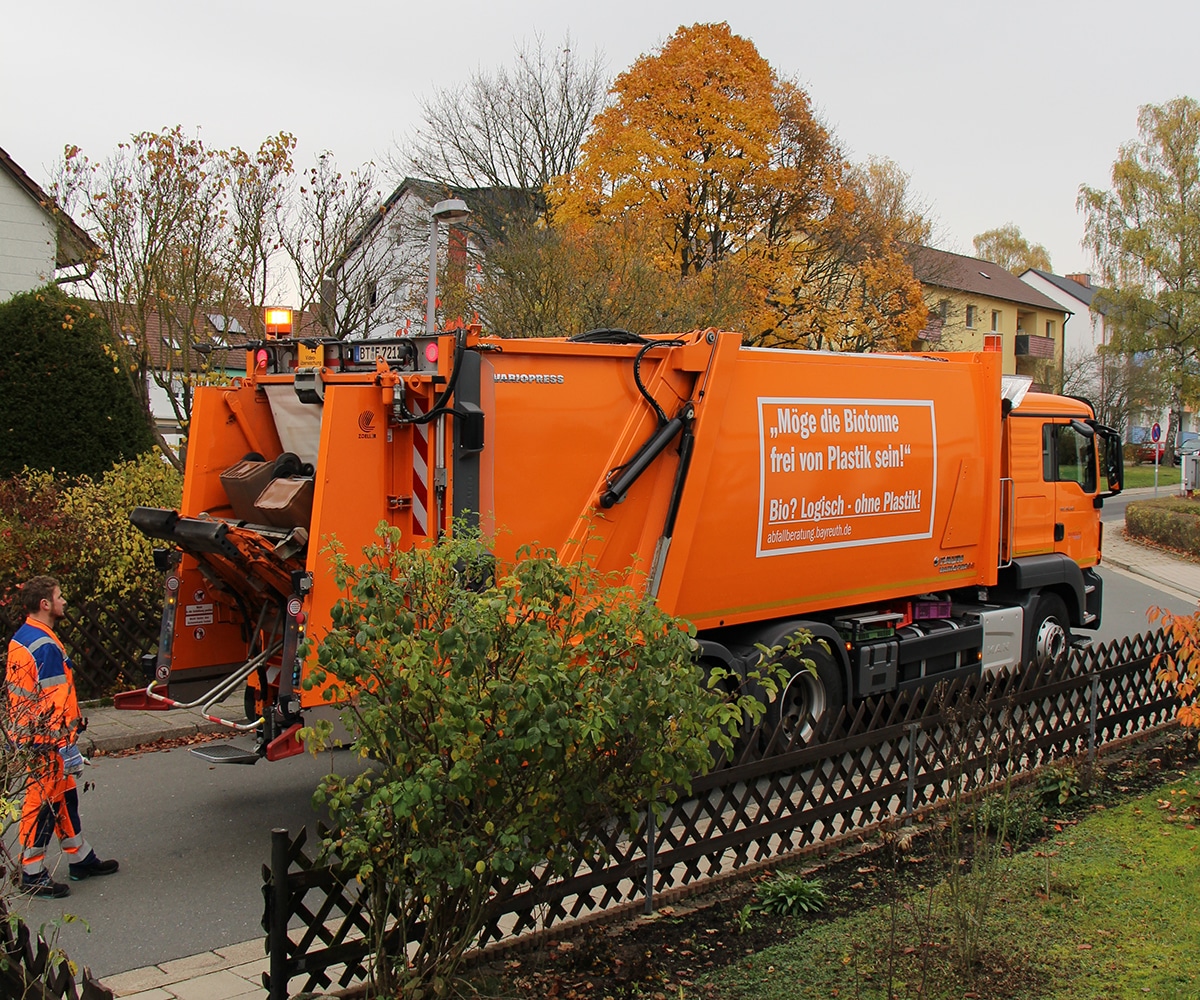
top-left (214, 939), bottom-right (265, 966)
top-left (102, 966), bottom-right (172, 996)
top-left (227, 957), bottom-right (268, 982)
top-left (169, 970), bottom-right (258, 1000)
top-left (158, 951), bottom-right (228, 978)
top-left (110, 990), bottom-right (176, 1000)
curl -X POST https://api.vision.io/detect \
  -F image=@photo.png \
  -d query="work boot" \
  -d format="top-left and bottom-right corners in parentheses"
top-left (69, 851), bottom-right (120, 881)
top-left (22, 871), bottom-right (70, 898)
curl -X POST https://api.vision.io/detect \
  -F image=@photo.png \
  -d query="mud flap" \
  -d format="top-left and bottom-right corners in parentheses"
top-left (265, 723), bottom-right (305, 762)
top-left (113, 687), bottom-right (173, 711)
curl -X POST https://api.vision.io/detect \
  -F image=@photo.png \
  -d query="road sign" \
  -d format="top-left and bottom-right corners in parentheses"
top-left (1152, 422), bottom-right (1161, 442)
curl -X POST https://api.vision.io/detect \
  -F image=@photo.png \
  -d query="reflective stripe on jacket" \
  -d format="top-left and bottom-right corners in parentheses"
top-left (6, 619), bottom-right (79, 747)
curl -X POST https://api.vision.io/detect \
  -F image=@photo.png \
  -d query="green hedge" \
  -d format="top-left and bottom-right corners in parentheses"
top-left (0, 286), bottom-right (154, 477)
top-left (1125, 497), bottom-right (1200, 557)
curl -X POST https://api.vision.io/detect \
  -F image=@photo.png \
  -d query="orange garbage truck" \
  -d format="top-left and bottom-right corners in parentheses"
top-left (118, 328), bottom-right (1123, 762)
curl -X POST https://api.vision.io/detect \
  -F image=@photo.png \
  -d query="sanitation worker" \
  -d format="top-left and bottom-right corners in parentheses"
top-left (6, 576), bottom-right (118, 898)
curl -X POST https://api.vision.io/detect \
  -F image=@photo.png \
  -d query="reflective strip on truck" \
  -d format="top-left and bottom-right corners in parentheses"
top-left (411, 398), bottom-right (430, 536)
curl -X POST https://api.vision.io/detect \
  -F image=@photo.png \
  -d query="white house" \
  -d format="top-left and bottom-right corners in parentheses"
top-left (1021, 268), bottom-right (1187, 444)
top-left (328, 177), bottom-right (516, 340)
top-left (1019, 269), bottom-right (1111, 360)
top-left (0, 145), bottom-right (94, 300)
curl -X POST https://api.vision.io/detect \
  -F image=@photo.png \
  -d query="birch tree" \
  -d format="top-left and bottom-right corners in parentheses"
top-left (1079, 96), bottom-right (1200, 462)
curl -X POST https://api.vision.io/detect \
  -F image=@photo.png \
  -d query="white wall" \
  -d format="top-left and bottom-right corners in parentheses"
top-left (0, 167), bottom-right (56, 300)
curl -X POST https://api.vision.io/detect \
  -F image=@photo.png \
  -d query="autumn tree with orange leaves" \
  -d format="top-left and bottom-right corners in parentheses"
top-left (552, 23), bottom-right (926, 350)
top-left (1150, 606), bottom-right (1200, 742)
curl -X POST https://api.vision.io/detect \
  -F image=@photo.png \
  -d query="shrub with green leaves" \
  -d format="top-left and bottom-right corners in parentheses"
top-left (971, 787), bottom-right (1042, 848)
top-left (305, 527), bottom-right (769, 998)
top-left (0, 285), bottom-right (153, 477)
top-left (0, 454), bottom-right (181, 643)
top-left (751, 872), bottom-right (829, 916)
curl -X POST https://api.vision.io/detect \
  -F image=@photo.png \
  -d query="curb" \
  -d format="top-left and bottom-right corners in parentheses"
top-left (1102, 552), bottom-right (1200, 601)
top-left (82, 720), bottom-right (228, 756)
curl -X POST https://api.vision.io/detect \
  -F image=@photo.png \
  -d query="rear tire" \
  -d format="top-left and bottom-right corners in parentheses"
top-left (764, 640), bottom-right (846, 750)
top-left (1028, 592), bottom-right (1071, 670)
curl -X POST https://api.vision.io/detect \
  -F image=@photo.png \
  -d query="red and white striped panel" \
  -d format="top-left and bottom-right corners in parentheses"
top-left (410, 398), bottom-right (430, 536)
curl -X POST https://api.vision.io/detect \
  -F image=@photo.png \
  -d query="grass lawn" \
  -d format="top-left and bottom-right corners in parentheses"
top-left (1124, 464), bottom-right (1182, 489)
top-left (703, 767), bottom-right (1200, 999)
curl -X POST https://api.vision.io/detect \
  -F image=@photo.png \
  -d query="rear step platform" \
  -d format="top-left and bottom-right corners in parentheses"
top-left (191, 743), bottom-right (260, 765)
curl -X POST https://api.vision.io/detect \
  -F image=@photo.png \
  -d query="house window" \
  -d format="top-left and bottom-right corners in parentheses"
top-left (938, 298), bottom-right (949, 322)
top-left (1046, 320), bottom-right (1056, 339)
top-left (991, 310), bottom-right (1001, 332)
top-left (966, 305), bottom-right (977, 329)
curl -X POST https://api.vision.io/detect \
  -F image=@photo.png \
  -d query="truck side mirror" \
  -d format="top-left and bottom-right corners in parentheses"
top-left (1090, 423), bottom-right (1123, 500)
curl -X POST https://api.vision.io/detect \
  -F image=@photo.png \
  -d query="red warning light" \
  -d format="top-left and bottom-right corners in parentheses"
top-left (425, 342), bottom-right (440, 364)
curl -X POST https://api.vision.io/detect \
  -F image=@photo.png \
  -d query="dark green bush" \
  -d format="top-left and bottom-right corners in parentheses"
top-left (1125, 497), bottom-right (1200, 557)
top-left (0, 286), bottom-right (153, 477)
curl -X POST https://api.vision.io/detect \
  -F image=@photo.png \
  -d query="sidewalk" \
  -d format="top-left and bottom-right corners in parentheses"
top-left (80, 703), bottom-right (225, 758)
top-left (1099, 485), bottom-right (1200, 600)
top-left (87, 493), bottom-right (1200, 998)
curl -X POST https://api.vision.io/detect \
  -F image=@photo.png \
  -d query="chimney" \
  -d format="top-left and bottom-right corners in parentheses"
top-left (1066, 273), bottom-right (1092, 288)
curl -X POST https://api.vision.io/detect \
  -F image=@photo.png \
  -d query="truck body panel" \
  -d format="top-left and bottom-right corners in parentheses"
top-left (121, 329), bottom-right (1123, 756)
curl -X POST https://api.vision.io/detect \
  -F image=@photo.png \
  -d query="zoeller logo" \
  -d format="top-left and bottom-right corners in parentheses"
top-left (358, 410), bottom-right (377, 439)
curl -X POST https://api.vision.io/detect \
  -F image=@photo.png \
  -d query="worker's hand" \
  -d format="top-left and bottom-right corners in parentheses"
top-left (59, 743), bottom-right (86, 778)
top-left (76, 716), bottom-right (89, 734)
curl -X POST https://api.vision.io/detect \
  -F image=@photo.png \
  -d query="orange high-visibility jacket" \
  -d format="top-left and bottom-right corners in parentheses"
top-left (6, 619), bottom-right (79, 748)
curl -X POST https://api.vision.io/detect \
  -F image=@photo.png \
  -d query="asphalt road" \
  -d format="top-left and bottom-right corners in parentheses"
top-left (6, 735), bottom-right (366, 978)
top-left (1090, 564), bottom-right (1194, 645)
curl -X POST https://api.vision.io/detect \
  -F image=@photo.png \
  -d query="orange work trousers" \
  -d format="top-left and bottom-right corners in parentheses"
top-left (18, 750), bottom-right (84, 877)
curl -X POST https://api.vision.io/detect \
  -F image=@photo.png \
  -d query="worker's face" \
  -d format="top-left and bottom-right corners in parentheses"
top-left (42, 587), bottom-right (65, 623)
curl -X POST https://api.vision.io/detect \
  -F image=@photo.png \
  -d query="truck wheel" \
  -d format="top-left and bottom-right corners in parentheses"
top-left (1029, 593), bottom-right (1071, 669)
top-left (765, 642), bottom-right (845, 750)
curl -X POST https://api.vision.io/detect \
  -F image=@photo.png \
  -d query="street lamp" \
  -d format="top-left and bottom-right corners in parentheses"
top-left (425, 198), bottom-right (472, 336)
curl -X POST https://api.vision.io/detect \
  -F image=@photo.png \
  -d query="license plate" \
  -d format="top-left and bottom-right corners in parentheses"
top-left (353, 343), bottom-right (408, 364)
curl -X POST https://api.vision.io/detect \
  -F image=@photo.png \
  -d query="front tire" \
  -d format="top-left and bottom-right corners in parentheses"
top-left (1028, 592), bottom-right (1072, 670)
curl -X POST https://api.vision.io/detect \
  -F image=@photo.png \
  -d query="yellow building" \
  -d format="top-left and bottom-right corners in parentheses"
top-left (908, 246), bottom-right (1068, 391)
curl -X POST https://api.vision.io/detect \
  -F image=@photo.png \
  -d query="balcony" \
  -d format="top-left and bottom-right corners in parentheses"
top-left (1015, 334), bottom-right (1055, 358)
top-left (917, 316), bottom-right (942, 343)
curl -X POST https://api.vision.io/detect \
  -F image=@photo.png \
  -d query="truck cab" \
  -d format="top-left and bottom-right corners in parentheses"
top-left (998, 379), bottom-right (1123, 667)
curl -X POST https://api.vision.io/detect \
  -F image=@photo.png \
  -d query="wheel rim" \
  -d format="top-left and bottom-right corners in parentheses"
top-left (777, 668), bottom-right (826, 745)
top-left (1035, 616), bottom-right (1067, 667)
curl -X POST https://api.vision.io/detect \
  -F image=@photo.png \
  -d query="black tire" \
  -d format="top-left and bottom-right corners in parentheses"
top-left (1028, 592), bottom-right (1072, 670)
top-left (273, 452), bottom-right (302, 478)
top-left (764, 640), bottom-right (846, 750)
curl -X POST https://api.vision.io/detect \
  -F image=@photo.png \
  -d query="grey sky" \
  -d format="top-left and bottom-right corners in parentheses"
top-left (4, 0), bottom-right (1197, 278)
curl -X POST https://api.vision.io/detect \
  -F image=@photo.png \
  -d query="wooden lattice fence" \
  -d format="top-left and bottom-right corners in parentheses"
top-left (261, 631), bottom-right (1181, 999)
top-left (58, 596), bottom-right (160, 700)
top-left (0, 897), bottom-right (112, 1000)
